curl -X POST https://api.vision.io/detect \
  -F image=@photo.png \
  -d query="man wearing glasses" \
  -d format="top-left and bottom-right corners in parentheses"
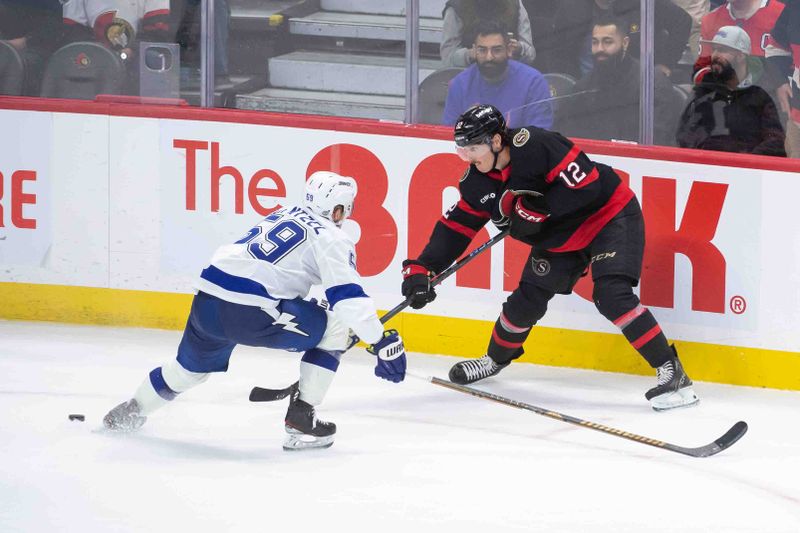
top-left (442, 19), bottom-right (553, 129)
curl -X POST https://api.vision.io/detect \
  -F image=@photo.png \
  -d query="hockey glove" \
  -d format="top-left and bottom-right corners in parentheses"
top-left (501, 191), bottom-right (549, 241)
top-left (401, 259), bottom-right (436, 309)
top-left (367, 329), bottom-right (406, 383)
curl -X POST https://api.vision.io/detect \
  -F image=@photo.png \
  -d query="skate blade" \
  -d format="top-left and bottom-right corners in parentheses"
top-left (650, 387), bottom-right (700, 411)
top-left (282, 431), bottom-right (334, 451)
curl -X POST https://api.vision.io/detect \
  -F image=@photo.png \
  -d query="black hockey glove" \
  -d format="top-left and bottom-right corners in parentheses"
top-left (499, 190), bottom-right (550, 241)
top-left (401, 259), bottom-right (436, 309)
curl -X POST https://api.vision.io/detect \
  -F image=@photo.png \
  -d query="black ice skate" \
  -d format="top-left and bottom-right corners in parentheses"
top-left (645, 347), bottom-right (699, 411)
top-left (449, 354), bottom-right (509, 385)
top-left (283, 384), bottom-right (336, 451)
top-left (103, 399), bottom-right (147, 431)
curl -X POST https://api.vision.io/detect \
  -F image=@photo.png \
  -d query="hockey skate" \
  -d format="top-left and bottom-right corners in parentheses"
top-left (103, 399), bottom-right (147, 431)
top-left (283, 384), bottom-right (336, 451)
top-left (449, 354), bottom-right (509, 385)
top-left (645, 348), bottom-right (699, 411)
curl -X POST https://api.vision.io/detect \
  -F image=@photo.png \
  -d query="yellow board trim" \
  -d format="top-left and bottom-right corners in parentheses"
top-left (0, 282), bottom-right (193, 330)
top-left (2, 282), bottom-right (798, 391)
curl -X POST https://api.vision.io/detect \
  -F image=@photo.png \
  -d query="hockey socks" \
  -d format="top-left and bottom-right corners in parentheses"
top-left (612, 304), bottom-right (673, 368)
top-left (486, 312), bottom-right (529, 364)
top-left (134, 360), bottom-right (210, 416)
top-left (298, 348), bottom-right (342, 406)
top-left (286, 350), bottom-right (341, 451)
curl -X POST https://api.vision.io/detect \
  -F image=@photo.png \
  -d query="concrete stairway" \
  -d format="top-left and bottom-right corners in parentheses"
top-left (234, 0), bottom-right (448, 120)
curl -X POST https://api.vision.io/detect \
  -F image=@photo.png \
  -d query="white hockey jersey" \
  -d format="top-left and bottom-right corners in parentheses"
top-left (195, 205), bottom-right (384, 345)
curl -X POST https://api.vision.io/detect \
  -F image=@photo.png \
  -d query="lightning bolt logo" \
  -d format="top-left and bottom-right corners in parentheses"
top-left (274, 312), bottom-right (309, 337)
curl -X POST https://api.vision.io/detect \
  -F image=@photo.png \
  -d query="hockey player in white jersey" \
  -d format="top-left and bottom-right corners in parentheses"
top-left (103, 171), bottom-right (406, 450)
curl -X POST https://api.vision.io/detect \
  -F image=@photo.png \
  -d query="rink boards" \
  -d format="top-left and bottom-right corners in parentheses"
top-left (0, 98), bottom-right (799, 390)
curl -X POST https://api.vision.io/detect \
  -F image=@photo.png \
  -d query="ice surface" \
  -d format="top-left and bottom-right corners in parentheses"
top-left (1, 320), bottom-right (798, 532)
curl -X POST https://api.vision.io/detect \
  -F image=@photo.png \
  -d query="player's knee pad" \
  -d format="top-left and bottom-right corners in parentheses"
top-left (316, 310), bottom-right (353, 352)
top-left (503, 282), bottom-right (554, 328)
top-left (592, 275), bottom-right (640, 322)
top-left (299, 348), bottom-right (342, 405)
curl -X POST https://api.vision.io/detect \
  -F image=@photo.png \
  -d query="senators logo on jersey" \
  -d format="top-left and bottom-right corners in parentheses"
top-left (513, 128), bottom-right (530, 147)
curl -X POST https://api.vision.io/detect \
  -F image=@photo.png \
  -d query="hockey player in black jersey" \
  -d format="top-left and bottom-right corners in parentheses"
top-left (401, 104), bottom-right (698, 411)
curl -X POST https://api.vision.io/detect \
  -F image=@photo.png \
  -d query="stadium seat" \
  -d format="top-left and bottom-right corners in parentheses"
top-left (543, 72), bottom-right (576, 113)
top-left (673, 83), bottom-right (691, 112)
top-left (0, 40), bottom-right (25, 96)
top-left (40, 42), bottom-right (126, 99)
top-left (418, 67), bottom-right (463, 124)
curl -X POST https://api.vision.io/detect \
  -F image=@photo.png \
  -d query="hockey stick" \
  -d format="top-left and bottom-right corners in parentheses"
top-left (249, 230), bottom-right (510, 402)
top-left (415, 373), bottom-right (747, 458)
top-left (379, 228), bottom-right (509, 324)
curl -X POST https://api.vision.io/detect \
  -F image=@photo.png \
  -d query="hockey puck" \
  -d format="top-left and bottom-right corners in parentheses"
top-left (68, 414), bottom-right (85, 422)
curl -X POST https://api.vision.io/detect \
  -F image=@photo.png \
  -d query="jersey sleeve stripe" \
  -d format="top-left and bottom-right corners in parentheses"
top-left (457, 198), bottom-right (491, 219)
top-left (200, 265), bottom-right (278, 300)
top-left (441, 217), bottom-right (478, 239)
top-left (545, 144), bottom-right (581, 183)
top-left (325, 283), bottom-right (368, 308)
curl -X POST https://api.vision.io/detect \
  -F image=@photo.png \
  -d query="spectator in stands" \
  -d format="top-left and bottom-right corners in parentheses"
top-left (442, 20), bottom-right (553, 129)
top-left (441, 0), bottom-right (536, 68)
top-left (62, 0), bottom-right (172, 63)
top-left (694, 0), bottom-right (785, 88)
top-left (555, 15), bottom-right (682, 144)
top-left (0, 0), bottom-right (64, 95)
top-left (549, 0), bottom-right (692, 79)
top-left (766, 0), bottom-right (800, 157)
top-left (677, 26), bottom-right (786, 155)
top-left (672, 0), bottom-right (711, 64)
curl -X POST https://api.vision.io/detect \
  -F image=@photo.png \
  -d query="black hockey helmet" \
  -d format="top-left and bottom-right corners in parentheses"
top-left (454, 104), bottom-right (507, 147)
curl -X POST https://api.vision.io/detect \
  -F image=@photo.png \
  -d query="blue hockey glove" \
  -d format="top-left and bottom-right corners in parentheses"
top-left (367, 329), bottom-right (406, 383)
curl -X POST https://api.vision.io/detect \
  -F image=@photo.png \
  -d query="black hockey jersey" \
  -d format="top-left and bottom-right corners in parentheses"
top-left (417, 127), bottom-right (634, 274)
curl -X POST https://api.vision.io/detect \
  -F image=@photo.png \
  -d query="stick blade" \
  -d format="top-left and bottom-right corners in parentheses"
top-left (249, 383), bottom-right (295, 402)
top-left (683, 421), bottom-right (748, 458)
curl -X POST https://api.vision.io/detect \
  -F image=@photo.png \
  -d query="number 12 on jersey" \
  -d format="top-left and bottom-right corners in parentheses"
top-left (559, 161), bottom-right (588, 188)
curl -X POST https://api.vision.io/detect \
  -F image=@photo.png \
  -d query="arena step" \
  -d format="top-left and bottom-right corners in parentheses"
top-left (268, 51), bottom-right (439, 96)
top-left (320, 0), bottom-right (446, 19)
top-left (289, 11), bottom-right (443, 43)
top-left (236, 87), bottom-right (405, 121)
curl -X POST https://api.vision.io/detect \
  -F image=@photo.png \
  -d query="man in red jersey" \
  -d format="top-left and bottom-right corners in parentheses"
top-left (401, 104), bottom-right (700, 411)
top-left (694, 0), bottom-right (785, 84)
top-left (765, 0), bottom-right (800, 156)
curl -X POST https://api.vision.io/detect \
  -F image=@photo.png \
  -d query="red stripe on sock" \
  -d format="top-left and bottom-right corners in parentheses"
top-left (500, 312), bottom-right (529, 334)
top-left (492, 329), bottom-right (523, 349)
top-left (613, 305), bottom-right (646, 329)
top-left (631, 325), bottom-right (662, 350)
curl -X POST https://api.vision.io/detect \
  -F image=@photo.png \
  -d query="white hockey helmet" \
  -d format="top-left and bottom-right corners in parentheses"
top-left (304, 171), bottom-right (358, 226)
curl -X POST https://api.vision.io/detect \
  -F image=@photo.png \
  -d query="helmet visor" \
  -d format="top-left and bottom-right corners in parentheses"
top-left (455, 141), bottom-right (492, 162)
